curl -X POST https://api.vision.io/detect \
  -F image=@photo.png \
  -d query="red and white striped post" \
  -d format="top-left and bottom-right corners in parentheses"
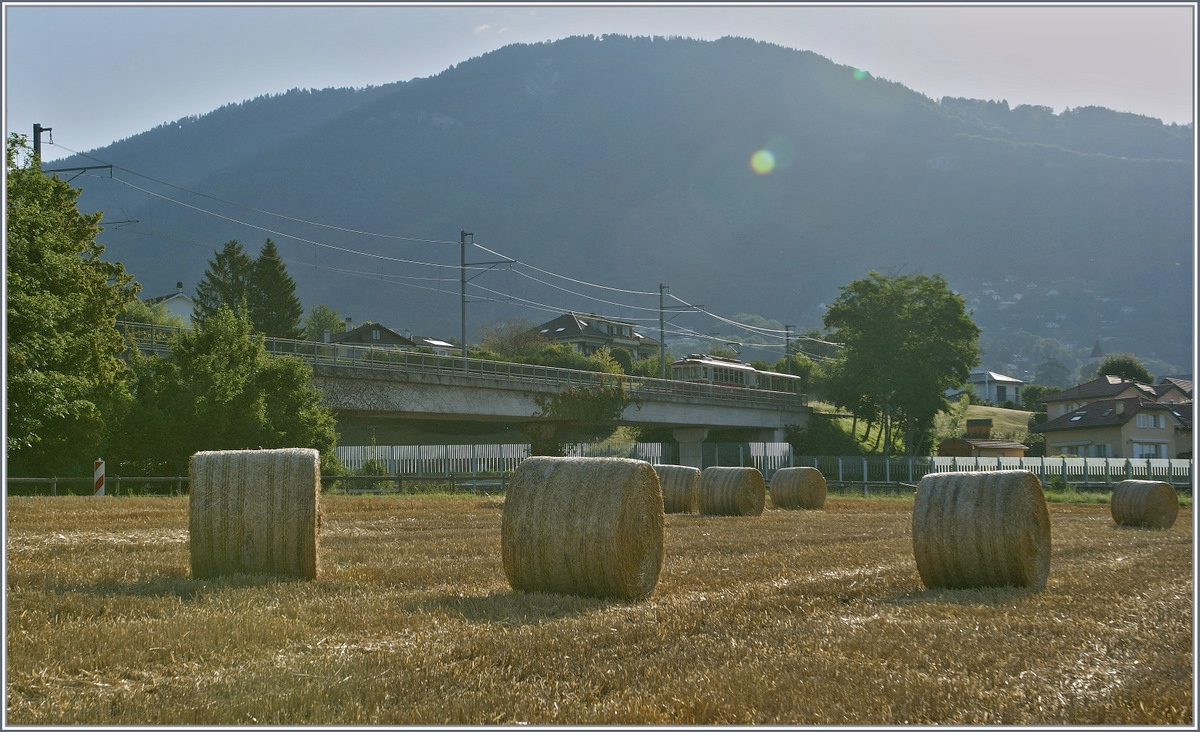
top-left (93, 458), bottom-right (105, 496)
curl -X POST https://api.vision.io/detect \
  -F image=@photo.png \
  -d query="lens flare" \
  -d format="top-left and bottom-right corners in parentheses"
top-left (750, 149), bottom-right (776, 174)
top-left (853, 68), bottom-right (869, 81)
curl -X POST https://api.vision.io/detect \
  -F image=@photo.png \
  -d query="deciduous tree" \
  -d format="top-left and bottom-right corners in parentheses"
top-left (107, 306), bottom-right (340, 475)
top-left (304, 303), bottom-right (346, 342)
top-left (1094, 352), bottom-right (1154, 384)
top-left (6, 133), bottom-right (139, 476)
top-left (822, 270), bottom-right (980, 456)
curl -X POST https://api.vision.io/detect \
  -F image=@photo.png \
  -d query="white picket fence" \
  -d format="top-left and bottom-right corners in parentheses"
top-left (336, 444), bottom-right (1194, 490)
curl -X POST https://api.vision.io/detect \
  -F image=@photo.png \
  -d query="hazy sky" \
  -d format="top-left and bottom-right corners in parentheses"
top-left (4, 2), bottom-right (1196, 163)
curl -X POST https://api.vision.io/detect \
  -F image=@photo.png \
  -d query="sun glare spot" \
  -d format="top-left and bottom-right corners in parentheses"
top-left (751, 149), bottom-right (775, 174)
top-left (853, 69), bottom-right (869, 81)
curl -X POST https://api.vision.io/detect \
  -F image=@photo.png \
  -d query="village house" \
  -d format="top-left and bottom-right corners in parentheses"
top-left (1040, 374), bottom-right (1159, 419)
top-left (327, 321), bottom-right (413, 350)
top-left (964, 370), bottom-right (1027, 405)
top-left (532, 312), bottom-right (661, 361)
top-left (1033, 375), bottom-right (1193, 459)
top-left (144, 282), bottom-right (194, 322)
top-left (1034, 397), bottom-right (1192, 459)
top-left (937, 418), bottom-right (1030, 458)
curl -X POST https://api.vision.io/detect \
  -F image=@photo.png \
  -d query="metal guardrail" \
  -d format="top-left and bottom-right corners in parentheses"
top-left (5, 474), bottom-right (505, 497)
top-left (5, 476), bottom-right (187, 496)
top-left (116, 321), bottom-right (808, 410)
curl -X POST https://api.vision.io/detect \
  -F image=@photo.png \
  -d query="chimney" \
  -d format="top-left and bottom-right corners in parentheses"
top-left (965, 418), bottom-right (993, 439)
top-left (323, 330), bottom-right (331, 344)
top-left (176, 281), bottom-right (184, 293)
top-left (344, 317), bottom-right (352, 331)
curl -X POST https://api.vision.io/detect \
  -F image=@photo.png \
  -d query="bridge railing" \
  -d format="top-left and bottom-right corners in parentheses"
top-left (118, 322), bottom-right (808, 409)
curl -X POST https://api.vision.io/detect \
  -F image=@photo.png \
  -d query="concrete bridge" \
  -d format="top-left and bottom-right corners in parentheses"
top-left (122, 323), bottom-right (811, 466)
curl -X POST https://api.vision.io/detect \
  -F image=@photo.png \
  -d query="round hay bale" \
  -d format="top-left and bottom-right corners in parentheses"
top-left (189, 448), bottom-right (320, 580)
top-left (1110, 479), bottom-right (1179, 529)
top-left (698, 466), bottom-right (765, 517)
top-left (912, 470), bottom-right (1051, 591)
top-left (770, 466), bottom-right (827, 510)
top-left (501, 456), bottom-right (664, 601)
top-left (655, 465), bottom-right (701, 514)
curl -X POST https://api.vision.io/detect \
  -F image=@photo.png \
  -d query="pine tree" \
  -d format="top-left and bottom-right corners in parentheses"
top-left (193, 240), bottom-right (253, 327)
top-left (249, 239), bottom-right (304, 339)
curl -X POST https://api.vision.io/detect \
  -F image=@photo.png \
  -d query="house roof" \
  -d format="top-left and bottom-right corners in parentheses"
top-left (967, 371), bottom-right (1026, 385)
top-left (1154, 376), bottom-right (1194, 401)
top-left (939, 437), bottom-right (1030, 452)
top-left (409, 335), bottom-right (457, 350)
top-left (145, 291), bottom-right (193, 305)
top-left (328, 322), bottom-right (413, 346)
top-left (1041, 375), bottom-right (1155, 404)
top-left (533, 312), bottom-right (661, 348)
top-left (1033, 397), bottom-right (1192, 433)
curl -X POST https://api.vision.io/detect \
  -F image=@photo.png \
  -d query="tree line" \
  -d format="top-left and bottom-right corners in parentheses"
top-left (6, 134), bottom-right (337, 478)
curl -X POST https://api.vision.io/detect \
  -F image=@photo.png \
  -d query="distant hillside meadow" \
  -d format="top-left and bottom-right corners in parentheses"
top-left (50, 35), bottom-right (1194, 376)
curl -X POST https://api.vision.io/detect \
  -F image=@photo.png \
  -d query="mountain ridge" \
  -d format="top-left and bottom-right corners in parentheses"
top-left (48, 34), bottom-right (1194, 377)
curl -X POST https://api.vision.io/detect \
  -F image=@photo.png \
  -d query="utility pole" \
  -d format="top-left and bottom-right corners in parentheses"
top-left (460, 230), bottom-right (473, 361)
top-left (33, 124), bottom-right (51, 159)
top-left (784, 324), bottom-right (793, 375)
top-left (660, 284), bottom-right (667, 380)
top-left (458, 230), bottom-right (513, 371)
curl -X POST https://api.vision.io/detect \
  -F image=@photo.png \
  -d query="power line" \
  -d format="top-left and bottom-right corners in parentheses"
top-left (49, 142), bottom-right (455, 245)
top-left (52, 138), bottom-right (837, 348)
top-left (108, 175), bottom-right (468, 271)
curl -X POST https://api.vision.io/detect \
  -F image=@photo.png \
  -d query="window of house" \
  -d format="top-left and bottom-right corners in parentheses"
top-left (372, 329), bottom-right (380, 340)
top-left (1070, 411), bottom-right (1085, 422)
top-left (1137, 414), bottom-right (1163, 429)
top-left (1132, 442), bottom-right (1165, 459)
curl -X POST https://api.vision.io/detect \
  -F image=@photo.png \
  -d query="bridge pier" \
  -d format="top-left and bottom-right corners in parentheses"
top-left (673, 427), bottom-right (710, 470)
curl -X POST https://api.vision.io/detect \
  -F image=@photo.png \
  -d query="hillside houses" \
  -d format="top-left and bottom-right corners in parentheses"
top-left (532, 312), bottom-right (661, 361)
top-left (1034, 375), bottom-right (1193, 459)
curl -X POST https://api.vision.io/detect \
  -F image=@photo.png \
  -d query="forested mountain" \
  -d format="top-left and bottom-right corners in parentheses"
top-left (49, 35), bottom-right (1194, 377)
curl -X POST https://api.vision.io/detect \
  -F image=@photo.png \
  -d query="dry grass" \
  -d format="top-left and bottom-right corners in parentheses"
top-left (4, 493), bottom-right (1193, 725)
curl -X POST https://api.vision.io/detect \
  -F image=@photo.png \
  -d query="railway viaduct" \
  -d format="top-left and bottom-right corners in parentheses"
top-left (121, 323), bottom-right (811, 467)
top-left (311, 361), bottom-right (811, 468)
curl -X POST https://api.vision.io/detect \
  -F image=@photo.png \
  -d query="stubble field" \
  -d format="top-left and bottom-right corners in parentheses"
top-left (4, 493), bottom-right (1194, 725)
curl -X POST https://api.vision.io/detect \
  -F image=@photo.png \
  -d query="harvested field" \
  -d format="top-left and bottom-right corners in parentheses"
top-left (4, 494), bottom-right (1193, 725)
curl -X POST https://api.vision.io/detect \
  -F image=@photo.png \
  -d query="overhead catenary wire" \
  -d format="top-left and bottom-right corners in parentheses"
top-left (49, 142), bottom-right (456, 246)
